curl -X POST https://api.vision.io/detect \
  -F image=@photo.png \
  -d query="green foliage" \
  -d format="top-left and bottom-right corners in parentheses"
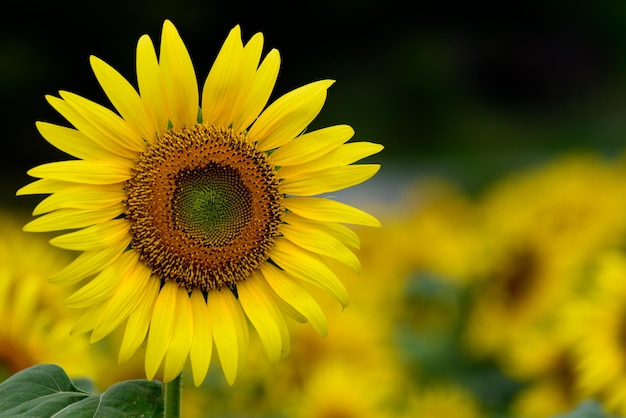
top-left (0, 364), bottom-right (163, 418)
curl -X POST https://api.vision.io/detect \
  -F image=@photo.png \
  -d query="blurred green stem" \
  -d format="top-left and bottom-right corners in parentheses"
top-left (164, 373), bottom-right (182, 418)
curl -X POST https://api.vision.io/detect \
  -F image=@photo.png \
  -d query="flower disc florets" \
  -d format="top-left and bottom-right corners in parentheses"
top-left (125, 124), bottom-right (283, 291)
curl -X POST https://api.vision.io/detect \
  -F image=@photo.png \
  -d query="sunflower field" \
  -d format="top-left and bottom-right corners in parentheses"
top-left (4, 2), bottom-right (626, 418)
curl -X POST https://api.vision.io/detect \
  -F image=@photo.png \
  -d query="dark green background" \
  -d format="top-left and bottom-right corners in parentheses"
top-left (3, 0), bottom-right (626, 208)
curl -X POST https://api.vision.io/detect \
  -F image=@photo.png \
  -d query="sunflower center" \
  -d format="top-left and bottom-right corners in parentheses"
top-left (125, 124), bottom-right (283, 291)
top-left (173, 164), bottom-right (252, 246)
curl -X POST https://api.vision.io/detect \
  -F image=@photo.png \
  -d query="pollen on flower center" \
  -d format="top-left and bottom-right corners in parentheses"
top-left (125, 124), bottom-right (283, 291)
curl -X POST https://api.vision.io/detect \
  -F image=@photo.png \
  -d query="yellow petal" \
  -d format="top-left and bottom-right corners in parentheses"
top-left (269, 125), bottom-right (354, 166)
top-left (27, 160), bottom-right (131, 185)
top-left (232, 48), bottom-right (280, 132)
top-left (248, 80), bottom-right (334, 151)
top-left (48, 234), bottom-right (131, 285)
top-left (226, 31), bottom-right (265, 124)
top-left (32, 183), bottom-right (125, 215)
top-left (16, 178), bottom-right (73, 196)
top-left (60, 91), bottom-right (146, 153)
top-left (242, 32), bottom-right (264, 70)
top-left (265, 294), bottom-right (307, 324)
top-left (280, 164), bottom-right (380, 196)
top-left (278, 142), bottom-right (384, 178)
top-left (71, 302), bottom-right (108, 334)
top-left (90, 55), bottom-right (158, 142)
top-left (208, 288), bottom-right (249, 385)
top-left (24, 204), bottom-right (124, 232)
top-left (269, 239), bottom-right (349, 307)
top-left (46, 94), bottom-right (138, 159)
top-left (145, 281), bottom-right (179, 380)
top-left (36, 121), bottom-right (123, 161)
top-left (49, 218), bottom-right (130, 251)
top-left (189, 290), bottom-right (212, 387)
top-left (283, 212), bottom-right (360, 249)
top-left (136, 34), bottom-right (169, 137)
top-left (238, 273), bottom-right (289, 363)
top-left (285, 197), bottom-right (381, 227)
top-left (280, 222), bottom-right (360, 271)
top-left (64, 250), bottom-right (137, 309)
top-left (201, 26), bottom-right (245, 125)
top-left (261, 262), bottom-right (328, 336)
top-left (163, 286), bottom-right (194, 382)
top-left (119, 275), bottom-right (160, 363)
top-left (159, 20), bottom-right (198, 128)
top-left (91, 256), bottom-right (151, 343)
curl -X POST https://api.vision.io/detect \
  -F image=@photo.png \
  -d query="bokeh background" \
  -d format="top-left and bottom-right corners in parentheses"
top-left (4, 1), bottom-right (626, 417)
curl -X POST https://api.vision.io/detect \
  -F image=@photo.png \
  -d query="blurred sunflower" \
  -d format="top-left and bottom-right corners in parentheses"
top-left (511, 374), bottom-right (580, 418)
top-left (406, 384), bottom-right (484, 418)
top-left (397, 178), bottom-right (483, 284)
top-left (563, 250), bottom-right (626, 415)
top-left (464, 154), bottom-right (626, 364)
top-left (284, 293), bottom-right (397, 386)
top-left (282, 360), bottom-right (403, 418)
top-left (17, 19), bottom-right (382, 386)
top-left (0, 213), bottom-right (95, 381)
top-left (501, 321), bottom-right (584, 418)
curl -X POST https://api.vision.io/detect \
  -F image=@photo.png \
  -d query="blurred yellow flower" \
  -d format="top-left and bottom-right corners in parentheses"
top-left (0, 212), bottom-right (96, 381)
top-left (464, 154), bottom-right (626, 368)
top-left (511, 375), bottom-right (580, 418)
top-left (282, 360), bottom-right (403, 418)
top-left (406, 384), bottom-right (484, 418)
top-left (17, 20), bottom-right (382, 386)
top-left (397, 178), bottom-right (484, 283)
top-left (285, 293), bottom-right (397, 385)
top-left (563, 250), bottom-right (626, 415)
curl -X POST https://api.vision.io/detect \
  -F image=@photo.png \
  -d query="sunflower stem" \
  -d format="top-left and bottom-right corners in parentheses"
top-left (163, 373), bottom-right (183, 418)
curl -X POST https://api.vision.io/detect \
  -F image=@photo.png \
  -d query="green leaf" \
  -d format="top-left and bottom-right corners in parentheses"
top-left (72, 378), bottom-right (95, 393)
top-left (0, 364), bottom-right (163, 418)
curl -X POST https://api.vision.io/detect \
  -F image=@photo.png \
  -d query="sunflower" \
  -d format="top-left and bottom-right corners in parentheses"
top-left (281, 360), bottom-right (403, 418)
top-left (510, 376), bottom-right (580, 418)
top-left (562, 250), bottom-right (626, 415)
top-left (0, 212), bottom-right (96, 381)
top-left (17, 20), bottom-right (382, 386)
top-left (464, 154), bottom-right (626, 362)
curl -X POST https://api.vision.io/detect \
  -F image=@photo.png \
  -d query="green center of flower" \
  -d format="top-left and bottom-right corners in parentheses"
top-left (125, 124), bottom-right (283, 291)
top-left (173, 164), bottom-right (252, 247)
